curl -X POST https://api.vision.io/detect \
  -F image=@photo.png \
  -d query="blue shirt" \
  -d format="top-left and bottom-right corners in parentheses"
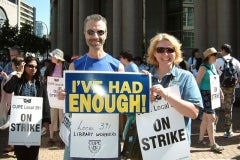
top-left (3, 62), bottom-right (14, 75)
top-left (150, 65), bottom-right (203, 142)
top-left (124, 62), bottom-right (139, 72)
top-left (74, 53), bottom-right (120, 71)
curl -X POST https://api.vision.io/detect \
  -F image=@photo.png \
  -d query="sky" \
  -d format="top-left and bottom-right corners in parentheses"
top-left (24, 0), bottom-right (50, 32)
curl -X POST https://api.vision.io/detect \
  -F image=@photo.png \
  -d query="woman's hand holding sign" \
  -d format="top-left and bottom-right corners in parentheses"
top-left (150, 84), bottom-right (169, 102)
top-left (57, 87), bottom-right (67, 100)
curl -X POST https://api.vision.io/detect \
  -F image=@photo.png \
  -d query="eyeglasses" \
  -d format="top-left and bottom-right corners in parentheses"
top-left (156, 47), bottom-right (175, 54)
top-left (211, 53), bottom-right (218, 57)
top-left (86, 29), bottom-right (105, 36)
top-left (26, 64), bottom-right (37, 69)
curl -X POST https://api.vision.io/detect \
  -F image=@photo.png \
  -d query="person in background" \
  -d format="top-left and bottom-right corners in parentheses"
top-left (119, 51), bottom-right (139, 73)
top-left (45, 48), bottom-right (68, 146)
top-left (188, 48), bottom-right (202, 77)
top-left (0, 45), bottom-right (22, 153)
top-left (147, 33), bottom-right (203, 144)
top-left (214, 44), bottom-right (240, 138)
top-left (59, 14), bottom-right (124, 160)
top-left (70, 55), bottom-right (81, 63)
top-left (196, 47), bottom-right (224, 153)
top-left (133, 56), bottom-right (150, 71)
top-left (3, 45), bottom-right (22, 75)
top-left (0, 56), bottom-right (25, 114)
top-left (119, 51), bottom-right (139, 144)
top-left (178, 52), bottom-right (190, 70)
top-left (0, 56), bottom-right (24, 153)
top-left (40, 59), bottom-right (51, 77)
top-left (3, 56), bottom-right (51, 160)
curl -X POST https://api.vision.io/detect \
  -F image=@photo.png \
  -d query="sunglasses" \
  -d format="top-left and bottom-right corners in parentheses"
top-left (26, 64), bottom-right (37, 69)
top-left (156, 47), bottom-right (175, 54)
top-left (86, 29), bottom-right (105, 36)
top-left (211, 53), bottom-right (218, 57)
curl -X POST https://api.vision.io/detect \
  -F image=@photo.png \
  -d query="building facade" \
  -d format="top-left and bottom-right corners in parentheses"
top-left (35, 21), bottom-right (48, 38)
top-left (18, 0), bottom-right (36, 28)
top-left (50, 0), bottom-right (240, 134)
top-left (0, 0), bottom-right (35, 29)
top-left (50, 0), bottom-right (240, 59)
top-left (0, 0), bottom-right (18, 26)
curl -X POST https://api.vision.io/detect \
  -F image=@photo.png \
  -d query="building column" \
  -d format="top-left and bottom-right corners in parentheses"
top-left (59, 0), bottom-right (71, 58)
top-left (112, 0), bottom-right (122, 57)
top-left (207, 0), bottom-right (217, 48)
top-left (217, 0), bottom-right (233, 49)
top-left (194, 0), bottom-right (207, 51)
top-left (122, 0), bottom-right (138, 55)
top-left (50, 0), bottom-right (58, 51)
top-left (72, 0), bottom-right (79, 56)
top-left (78, 0), bottom-right (95, 55)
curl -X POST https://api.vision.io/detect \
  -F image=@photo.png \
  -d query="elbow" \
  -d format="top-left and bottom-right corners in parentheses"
top-left (191, 106), bottom-right (200, 119)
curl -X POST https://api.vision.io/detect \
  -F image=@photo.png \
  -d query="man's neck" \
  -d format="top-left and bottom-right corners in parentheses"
top-left (87, 48), bottom-right (106, 59)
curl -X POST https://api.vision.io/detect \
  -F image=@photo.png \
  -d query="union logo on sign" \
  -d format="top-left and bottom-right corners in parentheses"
top-left (88, 140), bottom-right (101, 154)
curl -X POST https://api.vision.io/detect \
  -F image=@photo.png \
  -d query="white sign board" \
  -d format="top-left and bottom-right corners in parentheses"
top-left (70, 114), bottom-right (119, 158)
top-left (9, 96), bottom-right (43, 146)
top-left (210, 75), bottom-right (221, 109)
top-left (59, 113), bottom-right (71, 146)
top-left (136, 85), bottom-right (190, 160)
top-left (47, 76), bottom-right (65, 109)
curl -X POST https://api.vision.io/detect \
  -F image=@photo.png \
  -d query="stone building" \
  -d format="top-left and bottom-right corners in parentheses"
top-left (50, 0), bottom-right (240, 60)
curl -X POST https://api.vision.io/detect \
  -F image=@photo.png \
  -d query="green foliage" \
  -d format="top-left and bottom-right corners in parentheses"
top-left (0, 21), bottom-right (50, 55)
top-left (0, 20), bottom-right (18, 49)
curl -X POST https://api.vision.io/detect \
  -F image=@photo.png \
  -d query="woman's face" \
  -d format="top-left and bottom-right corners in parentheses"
top-left (154, 39), bottom-right (175, 67)
top-left (208, 53), bottom-right (217, 64)
top-left (51, 56), bottom-right (58, 64)
top-left (24, 60), bottom-right (38, 77)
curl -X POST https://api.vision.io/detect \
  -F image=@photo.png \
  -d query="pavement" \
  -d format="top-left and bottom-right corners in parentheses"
top-left (0, 107), bottom-right (240, 160)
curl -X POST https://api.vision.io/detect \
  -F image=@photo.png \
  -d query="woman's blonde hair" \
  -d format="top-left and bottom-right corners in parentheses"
top-left (147, 33), bottom-right (183, 67)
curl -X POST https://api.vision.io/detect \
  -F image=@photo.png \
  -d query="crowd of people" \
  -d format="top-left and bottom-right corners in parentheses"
top-left (0, 13), bottom-right (240, 160)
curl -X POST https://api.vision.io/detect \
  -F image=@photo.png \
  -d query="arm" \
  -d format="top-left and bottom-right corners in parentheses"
top-left (118, 63), bottom-right (125, 72)
top-left (3, 75), bottom-right (20, 93)
top-left (195, 66), bottom-right (205, 85)
top-left (69, 62), bottom-right (75, 70)
top-left (151, 84), bottom-right (199, 119)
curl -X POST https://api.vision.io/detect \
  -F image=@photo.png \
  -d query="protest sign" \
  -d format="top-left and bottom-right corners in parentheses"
top-left (64, 71), bottom-right (151, 113)
top-left (136, 85), bottom-right (190, 160)
top-left (70, 113), bottom-right (119, 158)
top-left (47, 76), bottom-right (65, 109)
top-left (9, 96), bottom-right (43, 146)
top-left (210, 75), bottom-right (221, 109)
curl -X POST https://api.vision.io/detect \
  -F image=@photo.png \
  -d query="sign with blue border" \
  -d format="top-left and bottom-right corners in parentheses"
top-left (64, 71), bottom-right (151, 113)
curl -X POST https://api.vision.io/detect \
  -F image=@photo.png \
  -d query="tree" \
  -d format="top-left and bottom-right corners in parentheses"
top-left (0, 20), bottom-right (18, 49)
top-left (0, 22), bottom-right (50, 57)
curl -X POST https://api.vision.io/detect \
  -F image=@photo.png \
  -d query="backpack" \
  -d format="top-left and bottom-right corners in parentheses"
top-left (220, 58), bottom-right (237, 87)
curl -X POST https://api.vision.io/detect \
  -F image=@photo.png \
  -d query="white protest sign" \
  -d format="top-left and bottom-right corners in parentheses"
top-left (70, 114), bottom-right (119, 158)
top-left (59, 113), bottom-right (71, 146)
top-left (47, 76), bottom-right (65, 109)
top-left (210, 75), bottom-right (221, 109)
top-left (136, 85), bottom-right (190, 160)
top-left (9, 96), bottom-right (43, 146)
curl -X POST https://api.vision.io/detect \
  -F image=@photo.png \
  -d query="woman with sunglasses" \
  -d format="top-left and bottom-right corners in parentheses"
top-left (147, 33), bottom-right (203, 144)
top-left (3, 56), bottom-right (51, 160)
top-left (196, 47), bottom-right (224, 153)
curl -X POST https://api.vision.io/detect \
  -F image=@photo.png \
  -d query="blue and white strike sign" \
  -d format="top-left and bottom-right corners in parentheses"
top-left (64, 71), bottom-right (151, 113)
